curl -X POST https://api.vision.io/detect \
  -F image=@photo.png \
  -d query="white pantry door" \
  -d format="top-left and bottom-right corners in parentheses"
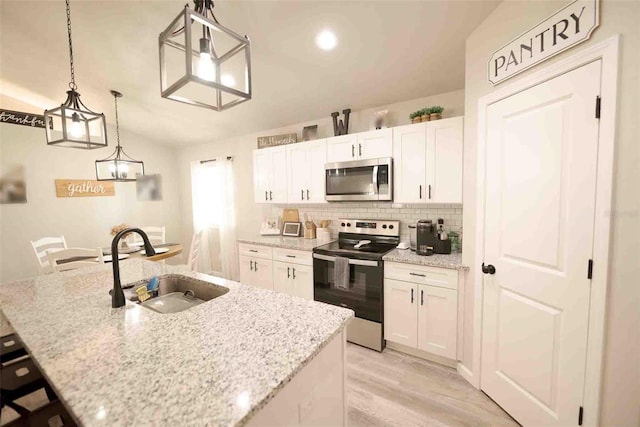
top-left (481, 60), bottom-right (601, 426)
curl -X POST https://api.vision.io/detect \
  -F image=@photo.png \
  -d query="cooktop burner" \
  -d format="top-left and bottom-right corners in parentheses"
top-left (313, 219), bottom-right (400, 261)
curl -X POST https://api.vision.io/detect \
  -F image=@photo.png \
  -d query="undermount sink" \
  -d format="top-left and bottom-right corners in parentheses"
top-left (125, 274), bottom-right (229, 314)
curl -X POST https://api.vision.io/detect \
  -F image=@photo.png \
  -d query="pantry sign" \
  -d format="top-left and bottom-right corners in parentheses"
top-left (488, 0), bottom-right (599, 85)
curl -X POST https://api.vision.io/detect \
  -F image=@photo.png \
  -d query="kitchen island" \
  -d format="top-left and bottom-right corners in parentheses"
top-left (0, 260), bottom-right (353, 426)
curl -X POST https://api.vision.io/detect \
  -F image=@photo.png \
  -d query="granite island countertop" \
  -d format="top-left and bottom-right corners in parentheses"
top-left (0, 260), bottom-right (353, 426)
top-left (237, 235), bottom-right (334, 251)
top-left (383, 249), bottom-right (469, 270)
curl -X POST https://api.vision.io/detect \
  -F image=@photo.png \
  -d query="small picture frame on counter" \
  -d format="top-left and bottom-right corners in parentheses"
top-left (282, 222), bottom-right (301, 237)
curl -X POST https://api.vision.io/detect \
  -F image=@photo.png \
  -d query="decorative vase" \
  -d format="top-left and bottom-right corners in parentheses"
top-left (411, 117), bottom-right (421, 124)
top-left (430, 113), bottom-right (442, 120)
top-left (421, 115), bottom-right (430, 122)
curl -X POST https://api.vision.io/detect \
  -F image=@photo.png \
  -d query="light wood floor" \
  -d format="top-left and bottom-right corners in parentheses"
top-left (2, 345), bottom-right (518, 426)
top-left (347, 343), bottom-right (519, 427)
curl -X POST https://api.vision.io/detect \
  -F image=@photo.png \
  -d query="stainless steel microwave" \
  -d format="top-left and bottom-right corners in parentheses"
top-left (325, 158), bottom-right (393, 201)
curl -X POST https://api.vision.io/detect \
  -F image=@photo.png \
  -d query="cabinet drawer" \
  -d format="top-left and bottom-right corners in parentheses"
top-left (385, 262), bottom-right (458, 290)
top-left (272, 248), bottom-right (312, 266)
top-left (238, 243), bottom-right (273, 260)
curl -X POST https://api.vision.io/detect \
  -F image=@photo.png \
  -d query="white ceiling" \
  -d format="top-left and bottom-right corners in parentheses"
top-left (0, 1), bottom-right (499, 146)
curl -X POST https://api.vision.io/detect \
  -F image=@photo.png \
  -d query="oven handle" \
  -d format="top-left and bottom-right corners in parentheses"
top-left (313, 253), bottom-right (379, 267)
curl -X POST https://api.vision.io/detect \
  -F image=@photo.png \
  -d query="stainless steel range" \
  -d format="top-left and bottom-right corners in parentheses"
top-left (313, 219), bottom-right (399, 351)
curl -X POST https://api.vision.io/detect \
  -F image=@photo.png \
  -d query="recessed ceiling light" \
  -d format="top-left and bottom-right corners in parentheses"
top-left (315, 30), bottom-right (337, 51)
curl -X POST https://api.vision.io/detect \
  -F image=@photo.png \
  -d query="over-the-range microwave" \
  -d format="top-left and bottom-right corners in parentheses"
top-left (325, 157), bottom-right (393, 201)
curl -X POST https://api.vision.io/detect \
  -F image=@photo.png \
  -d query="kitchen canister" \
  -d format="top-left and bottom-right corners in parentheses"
top-left (409, 224), bottom-right (417, 251)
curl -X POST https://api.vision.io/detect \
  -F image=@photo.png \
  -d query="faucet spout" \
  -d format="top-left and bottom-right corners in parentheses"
top-left (111, 228), bottom-right (156, 308)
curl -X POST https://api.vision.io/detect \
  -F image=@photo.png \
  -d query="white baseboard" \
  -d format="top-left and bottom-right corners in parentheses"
top-left (457, 362), bottom-right (479, 389)
top-left (385, 341), bottom-right (457, 368)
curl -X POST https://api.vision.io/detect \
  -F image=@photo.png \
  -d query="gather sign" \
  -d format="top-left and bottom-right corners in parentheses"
top-left (55, 179), bottom-right (115, 198)
top-left (488, 0), bottom-right (599, 85)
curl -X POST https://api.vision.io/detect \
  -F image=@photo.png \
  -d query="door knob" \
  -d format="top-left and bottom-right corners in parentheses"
top-left (481, 263), bottom-right (496, 275)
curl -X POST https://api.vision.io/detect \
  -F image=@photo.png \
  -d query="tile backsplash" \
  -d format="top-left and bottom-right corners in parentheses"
top-left (266, 203), bottom-right (463, 243)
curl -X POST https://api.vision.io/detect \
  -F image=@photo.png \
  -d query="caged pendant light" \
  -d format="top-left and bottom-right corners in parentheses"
top-left (44, 0), bottom-right (107, 149)
top-left (159, 0), bottom-right (252, 111)
top-left (95, 91), bottom-right (144, 182)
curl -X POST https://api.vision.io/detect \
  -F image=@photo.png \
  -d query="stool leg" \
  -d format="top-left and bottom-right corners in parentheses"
top-left (44, 384), bottom-right (57, 402)
top-left (4, 399), bottom-right (30, 416)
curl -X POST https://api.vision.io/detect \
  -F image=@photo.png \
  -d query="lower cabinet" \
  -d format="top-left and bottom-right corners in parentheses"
top-left (239, 255), bottom-right (274, 291)
top-left (239, 243), bottom-right (313, 300)
top-left (384, 262), bottom-right (458, 360)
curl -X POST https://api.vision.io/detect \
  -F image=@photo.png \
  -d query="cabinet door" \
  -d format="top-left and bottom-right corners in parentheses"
top-left (270, 146), bottom-right (288, 203)
top-left (306, 139), bottom-right (327, 203)
top-left (273, 261), bottom-right (293, 295)
top-left (286, 143), bottom-right (309, 203)
top-left (393, 123), bottom-right (427, 203)
top-left (426, 117), bottom-right (463, 203)
top-left (357, 128), bottom-right (393, 160)
top-left (417, 285), bottom-right (457, 359)
top-left (383, 279), bottom-right (418, 347)
top-left (239, 255), bottom-right (255, 286)
top-left (291, 264), bottom-right (313, 300)
top-left (252, 258), bottom-right (274, 291)
top-left (253, 149), bottom-right (272, 203)
top-left (326, 134), bottom-right (358, 163)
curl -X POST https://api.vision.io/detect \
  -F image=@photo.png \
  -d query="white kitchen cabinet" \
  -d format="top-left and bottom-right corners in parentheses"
top-left (253, 146), bottom-right (287, 204)
top-left (356, 128), bottom-right (393, 160)
top-left (239, 255), bottom-right (274, 290)
top-left (384, 262), bottom-right (458, 360)
top-left (417, 285), bottom-right (458, 359)
top-left (426, 116), bottom-right (463, 203)
top-left (326, 134), bottom-right (358, 163)
top-left (286, 139), bottom-right (327, 204)
top-left (384, 279), bottom-right (418, 347)
top-left (393, 117), bottom-right (463, 204)
top-left (393, 123), bottom-right (427, 203)
top-left (273, 261), bottom-right (313, 300)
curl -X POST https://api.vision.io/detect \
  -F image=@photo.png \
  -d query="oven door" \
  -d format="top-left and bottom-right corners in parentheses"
top-left (325, 158), bottom-right (392, 201)
top-left (313, 253), bottom-right (382, 323)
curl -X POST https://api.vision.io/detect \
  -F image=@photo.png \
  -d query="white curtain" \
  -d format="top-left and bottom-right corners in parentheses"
top-left (191, 158), bottom-right (239, 280)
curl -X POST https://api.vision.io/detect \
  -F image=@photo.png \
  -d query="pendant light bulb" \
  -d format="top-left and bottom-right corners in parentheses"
top-left (69, 112), bottom-right (84, 138)
top-left (198, 38), bottom-right (215, 82)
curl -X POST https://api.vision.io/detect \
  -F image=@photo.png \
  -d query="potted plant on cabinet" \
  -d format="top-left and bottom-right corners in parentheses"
top-left (420, 108), bottom-right (431, 122)
top-left (430, 106), bottom-right (444, 120)
top-left (410, 111), bottom-right (422, 124)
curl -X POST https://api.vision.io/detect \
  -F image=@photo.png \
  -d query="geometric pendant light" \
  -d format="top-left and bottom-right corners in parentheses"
top-left (95, 91), bottom-right (144, 182)
top-left (159, 0), bottom-right (252, 111)
top-left (44, 0), bottom-right (108, 149)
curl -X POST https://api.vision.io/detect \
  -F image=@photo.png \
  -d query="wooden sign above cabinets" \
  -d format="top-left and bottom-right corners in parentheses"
top-left (55, 179), bottom-right (115, 198)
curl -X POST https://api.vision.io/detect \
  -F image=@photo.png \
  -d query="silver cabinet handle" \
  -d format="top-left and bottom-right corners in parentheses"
top-left (249, 249), bottom-right (258, 253)
top-left (410, 272), bottom-right (426, 277)
top-left (269, 191), bottom-right (273, 201)
top-left (411, 288), bottom-right (414, 303)
top-left (285, 255), bottom-right (296, 258)
top-left (292, 268), bottom-right (296, 280)
top-left (287, 267), bottom-right (290, 278)
top-left (421, 289), bottom-right (424, 306)
top-left (254, 262), bottom-right (258, 272)
top-left (265, 191), bottom-right (268, 201)
top-left (428, 184), bottom-right (431, 199)
top-left (419, 185), bottom-right (422, 199)
top-left (250, 260), bottom-right (254, 271)
top-left (359, 144), bottom-right (362, 157)
top-left (301, 189), bottom-right (304, 201)
top-left (351, 145), bottom-right (355, 158)
top-left (306, 189), bottom-right (310, 200)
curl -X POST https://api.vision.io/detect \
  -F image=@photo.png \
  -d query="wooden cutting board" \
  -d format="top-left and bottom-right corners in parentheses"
top-left (282, 209), bottom-right (299, 223)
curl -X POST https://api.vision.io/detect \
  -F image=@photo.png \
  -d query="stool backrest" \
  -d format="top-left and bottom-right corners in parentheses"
top-left (30, 236), bottom-right (67, 274)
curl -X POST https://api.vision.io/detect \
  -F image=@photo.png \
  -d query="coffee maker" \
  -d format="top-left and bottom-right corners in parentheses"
top-left (416, 219), bottom-right (451, 256)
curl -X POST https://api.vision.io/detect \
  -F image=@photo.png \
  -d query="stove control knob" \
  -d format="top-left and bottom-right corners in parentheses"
top-left (347, 223), bottom-right (351, 227)
top-left (389, 225), bottom-right (394, 230)
top-left (382, 224), bottom-right (387, 229)
top-left (341, 222), bottom-right (346, 227)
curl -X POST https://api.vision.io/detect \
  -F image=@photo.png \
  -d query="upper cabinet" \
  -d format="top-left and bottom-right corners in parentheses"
top-left (286, 139), bottom-right (327, 204)
top-left (326, 129), bottom-right (392, 163)
top-left (253, 146), bottom-right (288, 204)
top-left (393, 117), bottom-right (463, 204)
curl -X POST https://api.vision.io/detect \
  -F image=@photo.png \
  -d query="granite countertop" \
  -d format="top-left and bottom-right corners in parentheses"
top-left (237, 235), bottom-right (334, 251)
top-left (0, 260), bottom-right (353, 426)
top-left (383, 249), bottom-right (469, 270)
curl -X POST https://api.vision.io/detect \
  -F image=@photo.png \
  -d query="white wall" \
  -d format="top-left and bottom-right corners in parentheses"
top-left (177, 89), bottom-right (465, 247)
top-left (0, 97), bottom-right (184, 283)
top-left (462, 1), bottom-right (640, 425)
